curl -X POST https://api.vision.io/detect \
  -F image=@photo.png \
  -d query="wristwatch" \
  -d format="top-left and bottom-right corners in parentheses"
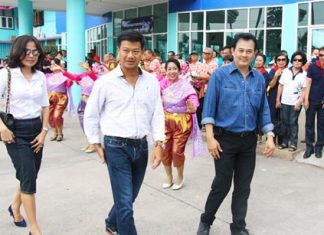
top-left (42, 127), bottom-right (49, 132)
top-left (266, 131), bottom-right (275, 138)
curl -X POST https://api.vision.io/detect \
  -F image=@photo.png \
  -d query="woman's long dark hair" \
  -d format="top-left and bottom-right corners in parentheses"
top-left (7, 35), bottom-right (44, 72)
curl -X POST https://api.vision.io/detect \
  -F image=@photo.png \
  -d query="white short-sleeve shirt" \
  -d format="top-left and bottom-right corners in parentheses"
top-left (0, 67), bottom-right (49, 119)
top-left (279, 68), bottom-right (306, 105)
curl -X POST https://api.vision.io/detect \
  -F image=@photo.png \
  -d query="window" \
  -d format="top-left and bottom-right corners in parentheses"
top-left (178, 13), bottom-right (190, 31)
top-left (249, 30), bottom-right (264, 52)
top-left (0, 9), bottom-right (13, 17)
top-left (298, 3), bottom-right (308, 26)
top-left (267, 7), bottom-right (282, 28)
top-left (113, 11), bottom-right (123, 35)
top-left (138, 5), bottom-right (152, 17)
top-left (153, 3), bottom-right (167, 33)
top-left (250, 8), bottom-right (265, 28)
top-left (297, 28), bottom-right (307, 52)
top-left (311, 1), bottom-right (324, 25)
top-left (178, 32), bottom-right (189, 58)
top-left (33, 11), bottom-right (44, 27)
top-left (192, 12), bottom-right (204, 30)
top-left (266, 29), bottom-right (281, 59)
top-left (227, 9), bottom-right (247, 29)
top-left (125, 8), bottom-right (137, 19)
top-left (206, 32), bottom-right (224, 52)
top-left (0, 16), bottom-right (14, 29)
top-left (206, 10), bottom-right (225, 30)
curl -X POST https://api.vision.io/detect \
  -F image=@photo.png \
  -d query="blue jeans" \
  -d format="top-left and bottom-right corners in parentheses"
top-left (305, 103), bottom-right (324, 152)
top-left (281, 104), bottom-right (301, 146)
top-left (104, 136), bottom-right (148, 235)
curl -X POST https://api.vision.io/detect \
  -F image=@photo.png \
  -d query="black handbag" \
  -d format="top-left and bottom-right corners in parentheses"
top-left (0, 66), bottom-right (14, 141)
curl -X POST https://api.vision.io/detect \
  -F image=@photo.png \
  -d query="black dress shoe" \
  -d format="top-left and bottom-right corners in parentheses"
top-left (197, 221), bottom-right (210, 235)
top-left (315, 150), bottom-right (322, 158)
top-left (231, 229), bottom-right (250, 235)
top-left (303, 149), bottom-right (314, 159)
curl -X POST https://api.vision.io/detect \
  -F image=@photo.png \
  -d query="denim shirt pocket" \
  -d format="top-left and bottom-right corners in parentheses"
top-left (249, 89), bottom-right (262, 109)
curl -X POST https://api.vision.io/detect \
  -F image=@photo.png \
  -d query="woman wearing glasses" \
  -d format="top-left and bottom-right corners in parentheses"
top-left (0, 35), bottom-right (49, 235)
top-left (267, 52), bottom-right (289, 145)
top-left (275, 51), bottom-right (307, 151)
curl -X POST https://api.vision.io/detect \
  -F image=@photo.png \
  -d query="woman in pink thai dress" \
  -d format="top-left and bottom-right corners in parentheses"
top-left (160, 58), bottom-right (204, 190)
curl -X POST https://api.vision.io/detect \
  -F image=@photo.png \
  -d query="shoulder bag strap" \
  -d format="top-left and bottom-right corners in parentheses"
top-left (4, 66), bottom-right (11, 114)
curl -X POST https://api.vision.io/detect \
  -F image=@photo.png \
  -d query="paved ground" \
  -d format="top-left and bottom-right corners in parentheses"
top-left (1, 113), bottom-right (324, 235)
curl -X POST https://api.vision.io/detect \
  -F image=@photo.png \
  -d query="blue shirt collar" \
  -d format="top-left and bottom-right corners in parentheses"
top-left (228, 62), bottom-right (255, 77)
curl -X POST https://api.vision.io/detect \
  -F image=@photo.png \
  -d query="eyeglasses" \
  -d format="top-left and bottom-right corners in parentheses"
top-left (293, 59), bottom-right (303, 62)
top-left (319, 54), bottom-right (324, 57)
top-left (25, 49), bottom-right (40, 57)
top-left (277, 58), bottom-right (286, 62)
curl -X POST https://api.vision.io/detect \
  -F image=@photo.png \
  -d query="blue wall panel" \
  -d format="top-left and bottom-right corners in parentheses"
top-left (56, 12), bottom-right (108, 34)
top-left (169, 0), bottom-right (306, 12)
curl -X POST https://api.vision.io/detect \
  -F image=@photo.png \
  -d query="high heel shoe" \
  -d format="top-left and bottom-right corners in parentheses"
top-left (56, 134), bottom-right (63, 142)
top-left (8, 205), bottom-right (27, 227)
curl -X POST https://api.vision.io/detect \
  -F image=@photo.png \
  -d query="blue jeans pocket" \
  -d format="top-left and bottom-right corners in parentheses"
top-left (104, 137), bottom-right (126, 148)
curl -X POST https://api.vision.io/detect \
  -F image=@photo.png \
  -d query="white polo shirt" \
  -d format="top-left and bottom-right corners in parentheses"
top-left (0, 67), bottom-right (49, 119)
top-left (279, 67), bottom-right (306, 105)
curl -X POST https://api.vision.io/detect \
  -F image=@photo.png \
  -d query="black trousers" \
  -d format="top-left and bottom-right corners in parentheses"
top-left (200, 131), bottom-right (257, 232)
top-left (196, 97), bottom-right (204, 129)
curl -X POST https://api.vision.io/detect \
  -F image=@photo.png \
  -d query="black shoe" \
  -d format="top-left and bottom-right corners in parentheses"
top-left (303, 149), bottom-right (314, 159)
top-left (315, 150), bottom-right (322, 158)
top-left (231, 229), bottom-right (250, 235)
top-left (197, 221), bottom-right (210, 235)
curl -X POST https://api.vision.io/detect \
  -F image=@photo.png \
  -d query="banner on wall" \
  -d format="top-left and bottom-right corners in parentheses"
top-left (121, 16), bottom-right (153, 34)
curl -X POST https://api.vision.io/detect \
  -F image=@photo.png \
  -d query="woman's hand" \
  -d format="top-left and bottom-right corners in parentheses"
top-left (186, 100), bottom-right (196, 113)
top-left (0, 126), bottom-right (15, 144)
top-left (30, 130), bottom-right (47, 153)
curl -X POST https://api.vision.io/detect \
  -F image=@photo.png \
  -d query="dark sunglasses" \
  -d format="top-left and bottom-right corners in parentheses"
top-left (276, 58), bottom-right (286, 62)
top-left (293, 59), bottom-right (302, 62)
top-left (25, 49), bottom-right (40, 56)
top-left (319, 54), bottom-right (324, 57)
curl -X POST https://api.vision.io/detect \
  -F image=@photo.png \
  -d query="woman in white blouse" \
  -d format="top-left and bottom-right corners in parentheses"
top-left (0, 35), bottom-right (49, 235)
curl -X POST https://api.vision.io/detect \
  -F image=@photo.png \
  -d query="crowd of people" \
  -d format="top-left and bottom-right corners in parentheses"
top-left (0, 31), bottom-right (323, 235)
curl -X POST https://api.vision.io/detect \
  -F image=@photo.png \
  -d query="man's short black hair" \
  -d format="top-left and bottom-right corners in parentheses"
top-left (232, 33), bottom-right (258, 51)
top-left (117, 31), bottom-right (145, 49)
top-left (168, 51), bottom-right (175, 56)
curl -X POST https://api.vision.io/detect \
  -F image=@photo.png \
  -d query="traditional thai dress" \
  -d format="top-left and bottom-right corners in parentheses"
top-left (46, 72), bottom-right (73, 132)
top-left (63, 71), bottom-right (98, 131)
top-left (160, 77), bottom-right (205, 167)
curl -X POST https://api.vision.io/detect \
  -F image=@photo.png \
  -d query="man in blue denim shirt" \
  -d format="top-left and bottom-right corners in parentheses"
top-left (197, 33), bottom-right (275, 235)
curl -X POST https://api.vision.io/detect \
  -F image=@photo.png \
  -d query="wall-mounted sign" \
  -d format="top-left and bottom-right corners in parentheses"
top-left (121, 16), bottom-right (153, 34)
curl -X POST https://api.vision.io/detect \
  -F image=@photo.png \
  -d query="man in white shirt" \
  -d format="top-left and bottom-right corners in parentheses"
top-left (84, 31), bottom-right (165, 235)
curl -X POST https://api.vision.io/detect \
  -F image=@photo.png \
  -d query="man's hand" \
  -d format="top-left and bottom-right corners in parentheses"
top-left (263, 136), bottom-right (275, 157)
top-left (94, 143), bottom-right (106, 164)
top-left (275, 99), bottom-right (282, 109)
top-left (207, 136), bottom-right (223, 160)
top-left (151, 145), bottom-right (163, 169)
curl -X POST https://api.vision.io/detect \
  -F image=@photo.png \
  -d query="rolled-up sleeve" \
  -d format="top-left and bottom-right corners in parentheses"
top-left (201, 70), bottom-right (219, 125)
top-left (84, 78), bottom-right (105, 144)
top-left (259, 87), bottom-right (274, 134)
top-left (150, 79), bottom-right (165, 142)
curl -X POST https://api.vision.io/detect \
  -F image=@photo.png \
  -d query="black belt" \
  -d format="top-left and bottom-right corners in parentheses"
top-left (214, 127), bottom-right (256, 138)
top-left (106, 136), bottom-right (146, 146)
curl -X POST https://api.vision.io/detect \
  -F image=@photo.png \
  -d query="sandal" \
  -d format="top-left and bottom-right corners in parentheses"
top-left (56, 134), bottom-right (63, 142)
top-left (288, 145), bottom-right (297, 152)
top-left (278, 144), bottom-right (288, 150)
top-left (50, 135), bottom-right (57, 141)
